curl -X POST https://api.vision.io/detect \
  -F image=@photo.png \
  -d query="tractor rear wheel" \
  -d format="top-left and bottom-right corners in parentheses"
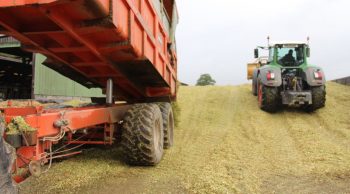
top-left (258, 81), bottom-right (279, 112)
top-left (157, 103), bottom-right (174, 149)
top-left (304, 86), bottom-right (326, 112)
top-left (121, 103), bottom-right (164, 166)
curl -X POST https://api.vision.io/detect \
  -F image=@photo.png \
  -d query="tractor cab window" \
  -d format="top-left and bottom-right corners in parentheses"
top-left (276, 45), bottom-right (305, 66)
top-left (268, 47), bottom-right (274, 63)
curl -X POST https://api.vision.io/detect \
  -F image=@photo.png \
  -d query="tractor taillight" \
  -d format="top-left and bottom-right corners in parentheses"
top-left (267, 71), bottom-right (275, 80)
top-left (314, 71), bottom-right (323, 80)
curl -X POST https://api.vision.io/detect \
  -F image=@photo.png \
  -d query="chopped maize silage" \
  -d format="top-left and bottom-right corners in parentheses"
top-left (20, 82), bottom-right (350, 194)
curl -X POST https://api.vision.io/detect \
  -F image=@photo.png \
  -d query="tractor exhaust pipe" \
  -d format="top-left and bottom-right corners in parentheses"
top-left (0, 115), bottom-right (18, 194)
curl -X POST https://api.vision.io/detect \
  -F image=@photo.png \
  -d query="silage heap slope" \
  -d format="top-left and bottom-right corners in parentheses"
top-left (20, 82), bottom-right (350, 194)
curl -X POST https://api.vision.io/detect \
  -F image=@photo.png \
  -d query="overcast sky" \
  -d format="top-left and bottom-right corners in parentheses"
top-left (176, 0), bottom-right (350, 85)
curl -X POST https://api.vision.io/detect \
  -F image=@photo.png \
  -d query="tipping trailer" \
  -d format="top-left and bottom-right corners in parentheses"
top-left (0, 0), bottom-right (178, 192)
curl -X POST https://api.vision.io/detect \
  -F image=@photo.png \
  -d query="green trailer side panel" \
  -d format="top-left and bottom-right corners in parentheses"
top-left (34, 54), bottom-right (104, 97)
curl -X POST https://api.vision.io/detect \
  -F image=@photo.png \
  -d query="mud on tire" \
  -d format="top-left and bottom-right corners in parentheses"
top-left (258, 81), bottom-right (279, 112)
top-left (156, 103), bottom-right (174, 149)
top-left (121, 103), bottom-right (164, 166)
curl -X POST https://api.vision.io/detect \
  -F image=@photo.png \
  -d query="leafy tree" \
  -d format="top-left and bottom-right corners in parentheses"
top-left (196, 74), bottom-right (216, 86)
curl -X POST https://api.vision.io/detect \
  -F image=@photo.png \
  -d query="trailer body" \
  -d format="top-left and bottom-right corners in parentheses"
top-left (0, 0), bottom-right (178, 101)
top-left (0, 0), bottom-right (178, 188)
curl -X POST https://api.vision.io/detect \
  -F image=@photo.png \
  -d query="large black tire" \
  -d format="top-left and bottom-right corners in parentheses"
top-left (304, 86), bottom-right (326, 112)
top-left (0, 116), bottom-right (18, 194)
top-left (157, 103), bottom-right (174, 149)
top-left (121, 103), bottom-right (164, 166)
top-left (258, 81), bottom-right (279, 112)
top-left (252, 76), bottom-right (258, 96)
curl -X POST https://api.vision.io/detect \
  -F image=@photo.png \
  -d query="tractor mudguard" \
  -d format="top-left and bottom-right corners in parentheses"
top-left (258, 66), bottom-right (282, 87)
top-left (302, 67), bottom-right (326, 86)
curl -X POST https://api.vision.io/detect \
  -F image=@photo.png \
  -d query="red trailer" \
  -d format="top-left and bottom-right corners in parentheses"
top-left (0, 0), bottom-right (178, 191)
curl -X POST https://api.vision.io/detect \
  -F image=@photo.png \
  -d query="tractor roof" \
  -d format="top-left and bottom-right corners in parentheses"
top-left (269, 41), bottom-right (308, 47)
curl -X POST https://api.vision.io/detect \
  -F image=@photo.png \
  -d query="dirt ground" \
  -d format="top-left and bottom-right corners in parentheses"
top-left (20, 82), bottom-right (350, 194)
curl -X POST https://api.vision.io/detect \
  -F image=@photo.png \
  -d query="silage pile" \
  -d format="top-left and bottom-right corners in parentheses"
top-left (0, 99), bottom-right (91, 109)
top-left (20, 82), bottom-right (350, 194)
top-left (0, 100), bottom-right (43, 108)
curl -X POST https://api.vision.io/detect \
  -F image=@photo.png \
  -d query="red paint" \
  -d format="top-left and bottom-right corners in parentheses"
top-left (2, 104), bottom-right (131, 182)
top-left (0, 0), bottom-right (179, 183)
top-left (0, 0), bottom-right (178, 100)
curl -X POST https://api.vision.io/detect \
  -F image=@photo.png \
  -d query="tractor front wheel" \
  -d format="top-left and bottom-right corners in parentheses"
top-left (252, 77), bottom-right (258, 96)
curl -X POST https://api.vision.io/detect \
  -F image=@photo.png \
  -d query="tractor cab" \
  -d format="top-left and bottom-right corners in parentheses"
top-left (255, 42), bottom-right (310, 67)
top-left (269, 42), bottom-right (310, 67)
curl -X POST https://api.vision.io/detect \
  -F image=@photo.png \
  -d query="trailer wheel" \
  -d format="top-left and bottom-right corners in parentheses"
top-left (121, 104), bottom-right (164, 166)
top-left (157, 103), bottom-right (174, 149)
top-left (304, 86), bottom-right (326, 112)
top-left (258, 81), bottom-right (279, 112)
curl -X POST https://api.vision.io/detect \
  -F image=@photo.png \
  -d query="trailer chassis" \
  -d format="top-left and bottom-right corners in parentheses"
top-left (1, 103), bottom-right (131, 183)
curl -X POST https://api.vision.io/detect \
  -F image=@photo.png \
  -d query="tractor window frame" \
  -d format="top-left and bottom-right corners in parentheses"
top-left (268, 47), bottom-right (274, 63)
top-left (276, 45), bottom-right (305, 67)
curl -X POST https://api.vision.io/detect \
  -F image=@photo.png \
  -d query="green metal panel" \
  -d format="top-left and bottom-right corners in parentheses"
top-left (34, 54), bottom-right (104, 97)
top-left (0, 42), bottom-right (20, 48)
top-left (0, 36), bottom-right (20, 48)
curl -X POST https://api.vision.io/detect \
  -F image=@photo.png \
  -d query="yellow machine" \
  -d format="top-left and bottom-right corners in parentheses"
top-left (247, 57), bottom-right (268, 80)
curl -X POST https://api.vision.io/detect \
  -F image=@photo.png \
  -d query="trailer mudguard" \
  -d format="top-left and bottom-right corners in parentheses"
top-left (258, 66), bottom-right (282, 87)
top-left (302, 67), bottom-right (326, 86)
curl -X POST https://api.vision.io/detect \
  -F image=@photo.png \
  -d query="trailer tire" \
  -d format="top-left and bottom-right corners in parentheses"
top-left (121, 103), bottom-right (164, 166)
top-left (156, 103), bottom-right (174, 149)
top-left (258, 81), bottom-right (279, 112)
top-left (304, 86), bottom-right (326, 112)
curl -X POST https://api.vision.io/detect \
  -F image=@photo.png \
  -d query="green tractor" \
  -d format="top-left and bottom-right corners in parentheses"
top-left (248, 39), bottom-right (326, 112)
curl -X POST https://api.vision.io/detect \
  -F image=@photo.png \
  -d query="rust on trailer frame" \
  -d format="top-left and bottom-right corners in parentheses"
top-left (0, 0), bottom-right (178, 101)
